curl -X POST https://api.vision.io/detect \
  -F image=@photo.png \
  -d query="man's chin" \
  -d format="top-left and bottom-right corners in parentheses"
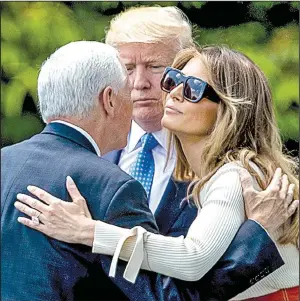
top-left (118, 139), bottom-right (128, 150)
top-left (133, 107), bottom-right (163, 121)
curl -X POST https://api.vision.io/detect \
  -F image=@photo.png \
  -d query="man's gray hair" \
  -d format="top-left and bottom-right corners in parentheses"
top-left (38, 41), bottom-right (128, 122)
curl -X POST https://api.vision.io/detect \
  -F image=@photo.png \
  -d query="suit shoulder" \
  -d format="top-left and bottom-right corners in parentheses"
top-left (68, 150), bottom-right (134, 187)
top-left (1, 139), bottom-right (36, 160)
top-left (2, 133), bottom-right (42, 154)
top-left (91, 156), bottom-right (133, 181)
top-left (1, 140), bottom-right (28, 153)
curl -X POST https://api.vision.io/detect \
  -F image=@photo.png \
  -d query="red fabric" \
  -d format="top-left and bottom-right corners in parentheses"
top-left (243, 287), bottom-right (299, 301)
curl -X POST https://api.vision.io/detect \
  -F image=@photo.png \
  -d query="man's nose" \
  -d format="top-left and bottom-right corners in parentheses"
top-left (132, 67), bottom-right (151, 90)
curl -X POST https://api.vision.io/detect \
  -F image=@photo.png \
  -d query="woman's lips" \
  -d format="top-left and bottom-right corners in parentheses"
top-left (165, 105), bottom-right (182, 114)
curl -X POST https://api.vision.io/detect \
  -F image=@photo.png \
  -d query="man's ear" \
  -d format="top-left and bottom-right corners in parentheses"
top-left (101, 86), bottom-right (115, 118)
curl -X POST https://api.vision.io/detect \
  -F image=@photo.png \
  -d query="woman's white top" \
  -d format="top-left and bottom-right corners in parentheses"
top-left (92, 162), bottom-right (299, 299)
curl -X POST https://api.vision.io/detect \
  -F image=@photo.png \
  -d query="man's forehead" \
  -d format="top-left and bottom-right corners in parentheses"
top-left (118, 43), bottom-right (175, 64)
top-left (122, 55), bottom-right (168, 64)
top-left (120, 52), bottom-right (170, 64)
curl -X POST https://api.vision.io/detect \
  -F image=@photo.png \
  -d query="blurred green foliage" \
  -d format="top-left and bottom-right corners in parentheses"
top-left (1, 1), bottom-right (299, 147)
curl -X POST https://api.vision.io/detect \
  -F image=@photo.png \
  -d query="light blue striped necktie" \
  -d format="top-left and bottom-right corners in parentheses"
top-left (129, 133), bottom-right (159, 197)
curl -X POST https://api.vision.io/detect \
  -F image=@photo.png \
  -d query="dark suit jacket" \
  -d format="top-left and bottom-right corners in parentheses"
top-left (99, 149), bottom-right (285, 301)
top-left (1, 123), bottom-right (158, 301)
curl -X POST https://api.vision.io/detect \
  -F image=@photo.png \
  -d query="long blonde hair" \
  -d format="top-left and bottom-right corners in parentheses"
top-left (168, 46), bottom-right (299, 246)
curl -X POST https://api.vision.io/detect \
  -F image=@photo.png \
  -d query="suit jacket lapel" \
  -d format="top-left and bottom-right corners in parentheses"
top-left (41, 123), bottom-right (97, 155)
top-left (154, 178), bottom-right (189, 235)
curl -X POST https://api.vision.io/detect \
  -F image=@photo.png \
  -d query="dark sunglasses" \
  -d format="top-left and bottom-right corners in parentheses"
top-left (160, 67), bottom-right (220, 103)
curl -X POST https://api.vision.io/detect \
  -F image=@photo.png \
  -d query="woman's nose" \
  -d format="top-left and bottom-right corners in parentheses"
top-left (169, 84), bottom-right (184, 102)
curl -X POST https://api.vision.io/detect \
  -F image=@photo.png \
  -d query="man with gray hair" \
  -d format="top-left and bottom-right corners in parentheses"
top-left (1, 40), bottom-right (159, 301)
top-left (102, 5), bottom-right (287, 300)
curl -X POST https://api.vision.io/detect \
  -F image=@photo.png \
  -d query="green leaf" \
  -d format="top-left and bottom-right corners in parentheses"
top-left (2, 80), bottom-right (27, 117)
top-left (196, 22), bottom-right (267, 47)
top-left (1, 14), bottom-right (22, 42)
top-left (273, 78), bottom-right (299, 111)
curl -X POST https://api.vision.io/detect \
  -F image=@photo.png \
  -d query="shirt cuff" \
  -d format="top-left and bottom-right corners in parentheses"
top-left (92, 221), bottom-right (131, 255)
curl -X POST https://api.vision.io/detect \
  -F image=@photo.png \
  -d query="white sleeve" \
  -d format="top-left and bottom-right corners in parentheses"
top-left (93, 165), bottom-right (246, 283)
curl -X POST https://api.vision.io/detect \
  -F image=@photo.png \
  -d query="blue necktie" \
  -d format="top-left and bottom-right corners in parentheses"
top-left (129, 133), bottom-right (159, 197)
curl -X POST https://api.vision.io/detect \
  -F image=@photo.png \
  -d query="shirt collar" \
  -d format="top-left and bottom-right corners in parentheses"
top-left (127, 121), bottom-right (171, 154)
top-left (50, 120), bottom-right (101, 157)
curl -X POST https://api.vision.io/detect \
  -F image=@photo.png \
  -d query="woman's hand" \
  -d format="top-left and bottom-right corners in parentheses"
top-left (14, 176), bottom-right (96, 247)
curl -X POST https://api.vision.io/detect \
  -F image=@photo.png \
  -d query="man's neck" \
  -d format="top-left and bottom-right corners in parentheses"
top-left (49, 117), bottom-right (109, 155)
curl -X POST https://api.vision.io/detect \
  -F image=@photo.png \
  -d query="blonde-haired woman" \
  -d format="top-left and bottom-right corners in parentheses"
top-left (15, 46), bottom-right (299, 300)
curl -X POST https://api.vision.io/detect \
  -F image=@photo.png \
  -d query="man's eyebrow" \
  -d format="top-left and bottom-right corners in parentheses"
top-left (143, 56), bottom-right (169, 64)
top-left (123, 56), bottom-right (170, 65)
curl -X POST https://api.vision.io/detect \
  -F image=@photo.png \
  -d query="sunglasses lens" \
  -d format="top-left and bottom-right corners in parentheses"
top-left (162, 68), bottom-right (210, 103)
top-left (185, 78), bottom-right (207, 102)
top-left (162, 70), bottom-right (182, 92)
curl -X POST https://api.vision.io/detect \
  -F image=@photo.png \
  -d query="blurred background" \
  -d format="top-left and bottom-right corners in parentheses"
top-left (1, 1), bottom-right (299, 155)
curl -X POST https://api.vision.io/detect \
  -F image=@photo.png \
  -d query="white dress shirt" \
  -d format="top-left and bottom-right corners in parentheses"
top-left (51, 120), bottom-right (101, 157)
top-left (118, 121), bottom-right (176, 213)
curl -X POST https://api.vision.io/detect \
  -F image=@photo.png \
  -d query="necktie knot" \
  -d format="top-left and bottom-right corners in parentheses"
top-left (141, 133), bottom-right (158, 151)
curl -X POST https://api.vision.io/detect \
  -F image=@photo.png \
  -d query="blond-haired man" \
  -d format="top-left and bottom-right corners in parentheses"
top-left (100, 5), bottom-right (287, 301)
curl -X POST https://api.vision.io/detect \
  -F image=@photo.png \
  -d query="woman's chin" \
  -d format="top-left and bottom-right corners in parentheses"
top-left (161, 116), bottom-right (177, 131)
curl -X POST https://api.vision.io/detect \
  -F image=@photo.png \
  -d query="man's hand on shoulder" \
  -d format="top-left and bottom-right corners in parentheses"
top-left (239, 167), bottom-right (299, 234)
